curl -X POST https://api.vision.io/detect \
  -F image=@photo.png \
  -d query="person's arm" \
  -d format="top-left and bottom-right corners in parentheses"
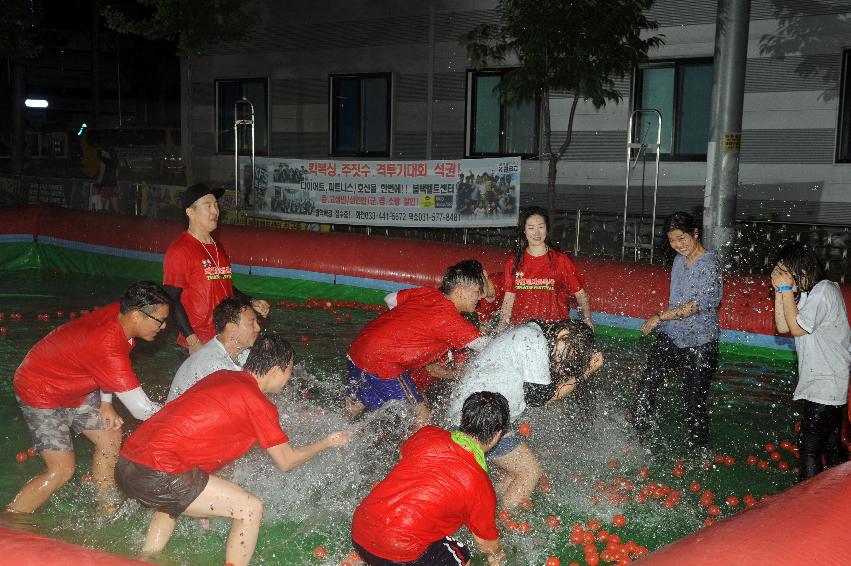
top-left (161, 284), bottom-right (202, 352)
top-left (640, 301), bottom-right (699, 336)
top-left (574, 288), bottom-right (594, 330)
top-left (98, 397), bottom-right (124, 430)
top-left (770, 264), bottom-right (806, 336)
top-left (232, 287), bottom-right (271, 318)
top-left (465, 335), bottom-right (490, 352)
top-left (778, 291), bottom-right (807, 337)
top-left (114, 387), bottom-right (162, 420)
top-left (773, 289), bottom-right (790, 334)
top-left (265, 431), bottom-right (352, 472)
top-left (472, 535), bottom-right (505, 566)
top-left (423, 362), bottom-right (459, 381)
top-left (495, 292), bottom-right (516, 333)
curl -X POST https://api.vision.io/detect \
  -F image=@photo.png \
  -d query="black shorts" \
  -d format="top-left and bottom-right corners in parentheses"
top-left (352, 536), bottom-right (470, 566)
top-left (114, 456), bottom-right (209, 519)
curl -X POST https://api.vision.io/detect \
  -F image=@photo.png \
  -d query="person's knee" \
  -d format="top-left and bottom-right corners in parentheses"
top-left (242, 494), bottom-right (264, 523)
top-left (47, 459), bottom-right (77, 485)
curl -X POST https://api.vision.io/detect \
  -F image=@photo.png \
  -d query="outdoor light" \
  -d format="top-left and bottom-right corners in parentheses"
top-left (25, 98), bottom-right (49, 108)
top-left (77, 122), bottom-right (88, 136)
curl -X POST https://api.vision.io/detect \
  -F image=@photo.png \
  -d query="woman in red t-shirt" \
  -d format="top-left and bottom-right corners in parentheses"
top-left (496, 207), bottom-right (593, 332)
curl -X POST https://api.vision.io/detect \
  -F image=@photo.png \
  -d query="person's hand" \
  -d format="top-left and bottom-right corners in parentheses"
top-left (325, 430), bottom-right (353, 448)
top-left (251, 299), bottom-right (271, 318)
top-left (100, 402), bottom-right (124, 431)
top-left (186, 334), bottom-right (202, 354)
top-left (640, 315), bottom-right (662, 335)
top-left (487, 547), bottom-right (507, 566)
top-left (482, 271), bottom-right (496, 303)
top-left (771, 264), bottom-right (795, 290)
top-left (587, 351), bottom-right (604, 375)
top-left (584, 316), bottom-right (595, 332)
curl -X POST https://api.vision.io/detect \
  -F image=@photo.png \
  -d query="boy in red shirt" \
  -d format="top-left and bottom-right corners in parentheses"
top-left (115, 334), bottom-right (352, 566)
top-left (9, 282), bottom-right (170, 514)
top-left (345, 260), bottom-right (489, 425)
top-left (352, 391), bottom-right (509, 566)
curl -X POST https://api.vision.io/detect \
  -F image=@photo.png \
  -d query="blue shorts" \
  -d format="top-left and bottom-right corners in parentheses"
top-left (487, 427), bottom-right (523, 459)
top-left (347, 358), bottom-right (423, 410)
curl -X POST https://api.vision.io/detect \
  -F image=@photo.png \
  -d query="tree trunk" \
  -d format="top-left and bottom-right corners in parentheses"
top-left (547, 95), bottom-right (580, 225)
top-left (11, 50), bottom-right (25, 175)
top-left (180, 55), bottom-right (193, 186)
top-left (91, 0), bottom-right (100, 126)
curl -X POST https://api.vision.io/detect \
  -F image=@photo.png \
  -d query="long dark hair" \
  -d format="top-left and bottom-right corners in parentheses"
top-left (512, 206), bottom-right (560, 274)
top-left (530, 319), bottom-right (594, 379)
top-left (776, 241), bottom-right (825, 297)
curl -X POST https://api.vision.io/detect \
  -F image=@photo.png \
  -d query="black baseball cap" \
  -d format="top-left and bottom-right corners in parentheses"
top-left (180, 183), bottom-right (225, 209)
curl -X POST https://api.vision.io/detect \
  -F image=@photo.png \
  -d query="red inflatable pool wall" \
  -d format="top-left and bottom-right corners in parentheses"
top-left (2, 205), bottom-right (850, 336)
top-left (0, 527), bottom-right (151, 565)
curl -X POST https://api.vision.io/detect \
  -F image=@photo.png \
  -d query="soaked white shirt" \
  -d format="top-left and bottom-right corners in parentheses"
top-left (167, 337), bottom-right (249, 402)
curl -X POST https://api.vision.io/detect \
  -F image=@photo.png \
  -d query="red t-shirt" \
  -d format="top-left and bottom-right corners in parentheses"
top-left (352, 426), bottom-right (498, 561)
top-left (120, 370), bottom-right (288, 474)
top-left (163, 231), bottom-right (234, 345)
top-left (503, 249), bottom-right (585, 324)
top-left (409, 350), bottom-right (467, 392)
top-left (13, 303), bottom-right (140, 408)
top-left (348, 287), bottom-right (480, 379)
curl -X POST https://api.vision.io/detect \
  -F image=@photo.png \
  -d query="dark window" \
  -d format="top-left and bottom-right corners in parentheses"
top-left (216, 79), bottom-right (268, 154)
top-left (837, 49), bottom-right (851, 163)
top-left (468, 70), bottom-right (538, 157)
top-left (634, 60), bottom-right (713, 159)
top-left (330, 74), bottom-right (391, 156)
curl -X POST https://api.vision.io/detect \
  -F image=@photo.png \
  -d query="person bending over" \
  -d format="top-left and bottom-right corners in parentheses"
top-left (115, 334), bottom-right (352, 566)
top-left (8, 281), bottom-right (169, 514)
top-left (167, 295), bottom-right (261, 401)
top-left (352, 391), bottom-right (510, 566)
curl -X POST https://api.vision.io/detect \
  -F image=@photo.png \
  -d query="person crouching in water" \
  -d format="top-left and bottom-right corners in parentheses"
top-left (448, 320), bottom-right (601, 509)
top-left (772, 241), bottom-right (850, 481)
top-left (115, 334), bottom-right (353, 566)
top-left (352, 391), bottom-right (510, 566)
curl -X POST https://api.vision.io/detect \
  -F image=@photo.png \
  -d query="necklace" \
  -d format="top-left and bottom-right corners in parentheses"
top-left (189, 229), bottom-right (228, 294)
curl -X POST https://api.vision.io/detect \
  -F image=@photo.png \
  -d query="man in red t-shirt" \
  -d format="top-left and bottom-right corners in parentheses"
top-left (345, 260), bottom-right (489, 425)
top-left (352, 391), bottom-right (509, 566)
top-left (9, 282), bottom-right (170, 514)
top-left (163, 183), bottom-right (270, 353)
top-left (115, 334), bottom-right (352, 566)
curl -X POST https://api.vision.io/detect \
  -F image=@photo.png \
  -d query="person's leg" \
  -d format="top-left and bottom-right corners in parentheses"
top-left (798, 400), bottom-right (827, 481)
top-left (80, 428), bottom-right (123, 514)
top-left (140, 512), bottom-right (177, 560)
top-left (491, 442), bottom-right (542, 509)
top-left (683, 340), bottom-right (718, 449)
top-left (413, 536), bottom-right (471, 566)
top-left (630, 334), bottom-right (679, 436)
top-left (824, 404), bottom-right (849, 468)
top-left (180, 475), bottom-right (264, 566)
top-left (7, 450), bottom-right (76, 513)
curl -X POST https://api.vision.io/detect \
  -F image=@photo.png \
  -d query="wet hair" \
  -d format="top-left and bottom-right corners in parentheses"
top-left (775, 241), bottom-right (825, 296)
top-left (664, 211), bottom-right (700, 238)
top-left (243, 334), bottom-right (295, 376)
top-left (531, 319), bottom-right (595, 379)
top-left (439, 259), bottom-right (485, 295)
top-left (459, 391), bottom-right (510, 444)
top-left (512, 206), bottom-right (560, 274)
top-left (119, 281), bottom-right (171, 315)
top-left (213, 295), bottom-right (254, 334)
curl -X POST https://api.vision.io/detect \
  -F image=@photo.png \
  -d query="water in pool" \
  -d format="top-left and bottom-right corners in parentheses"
top-left (0, 270), bottom-right (800, 565)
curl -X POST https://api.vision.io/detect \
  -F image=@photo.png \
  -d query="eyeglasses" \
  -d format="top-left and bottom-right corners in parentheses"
top-left (140, 309), bottom-right (167, 327)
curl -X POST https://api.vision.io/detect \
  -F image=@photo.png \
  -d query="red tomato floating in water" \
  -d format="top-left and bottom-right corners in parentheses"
top-left (746, 455), bottom-right (757, 465)
top-left (639, 466), bottom-right (650, 478)
top-left (0, 327), bottom-right (7, 335)
top-left (765, 442), bottom-right (776, 452)
top-left (518, 422), bottom-right (531, 436)
top-left (312, 546), bottom-right (327, 560)
top-left (516, 521), bottom-right (530, 533)
top-left (713, 453), bottom-right (725, 464)
top-left (608, 459), bottom-right (619, 470)
top-left (726, 495), bottom-right (740, 508)
top-left (15, 452), bottom-right (27, 463)
top-left (689, 481), bottom-right (701, 493)
top-left (546, 515), bottom-right (561, 528)
top-left (587, 518), bottom-right (601, 531)
top-left (707, 505), bottom-right (721, 516)
top-left (301, 335), bottom-right (310, 343)
top-left (778, 461), bottom-right (790, 471)
top-left (724, 455), bottom-right (735, 466)
top-left (672, 466), bottom-right (684, 478)
top-left (743, 494), bottom-right (758, 507)
top-left (612, 514), bottom-right (626, 527)
top-left (770, 451), bottom-right (781, 461)
top-left (519, 497), bottom-right (533, 510)
top-left (704, 518), bottom-right (715, 527)
top-left (545, 558), bottom-right (561, 566)
top-left (27, 447), bottom-right (36, 457)
top-left (757, 460), bottom-right (770, 470)
top-left (497, 509), bottom-right (510, 522)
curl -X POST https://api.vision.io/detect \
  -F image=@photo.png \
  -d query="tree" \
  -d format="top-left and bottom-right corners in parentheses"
top-left (102, 0), bottom-right (258, 183)
top-left (462, 0), bottom-right (664, 222)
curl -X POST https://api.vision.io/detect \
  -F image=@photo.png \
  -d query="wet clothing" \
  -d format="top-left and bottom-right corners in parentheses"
top-left (16, 391), bottom-right (104, 453)
top-left (660, 250), bottom-right (722, 348)
top-left (120, 370), bottom-right (288, 475)
top-left (115, 456), bottom-right (209, 519)
top-left (348, 287), bottom-right (480, 379)
top-left (351, 426), bottom-right (498, 563)
top-left (347, 357), bottom-right (423, 410)
top-left (631, 334), bottom-right (718, 447)
top-left (352, 536), bottom-right (471, 566)
top-left (798, 400), bottom-right (847, 481)
top-left (503, 249), bottom-right (585, 325)
top-left (167, 337), bottom-right (249, 402)
top-left (475, 272), bottom-right (505, 326)
top-left (163, 231), bottom-right (234, 346)
top-left (13, 303), bottom-right (140, 408)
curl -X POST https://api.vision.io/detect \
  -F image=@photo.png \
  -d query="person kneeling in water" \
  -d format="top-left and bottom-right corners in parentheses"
top-left (115, 334), bottom-right (352, 566)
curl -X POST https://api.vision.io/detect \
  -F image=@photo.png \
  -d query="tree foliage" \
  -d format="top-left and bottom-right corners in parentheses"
top-left (0, 0), bottom-right (45, 62)
top-left (102, 0), bottom-right (257, 56)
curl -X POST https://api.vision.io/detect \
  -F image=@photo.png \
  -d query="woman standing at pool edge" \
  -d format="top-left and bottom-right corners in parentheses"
top-left (630, 211), bottom-right (723, 449)
top-left (496, 207), bottom-right (593, 332)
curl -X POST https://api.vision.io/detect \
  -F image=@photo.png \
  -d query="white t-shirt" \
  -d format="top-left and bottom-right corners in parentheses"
top-left (167, 337), bottom-right (249, 402)
top-left (793, 280), bottom-right (851, 405)
top-left (448, 323), bottom-right (551, 424)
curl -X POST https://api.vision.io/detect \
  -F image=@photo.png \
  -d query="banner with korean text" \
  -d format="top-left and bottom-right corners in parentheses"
top-left (241, 156), bottom-right (520, 227)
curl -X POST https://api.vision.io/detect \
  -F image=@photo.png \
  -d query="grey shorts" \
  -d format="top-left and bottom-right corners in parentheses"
top-left (487, 427), bottom-right (523, 459)
top-left (114, 457), bottom-right (209, 519)
top-left (16, 391), bottom-right (105, 453)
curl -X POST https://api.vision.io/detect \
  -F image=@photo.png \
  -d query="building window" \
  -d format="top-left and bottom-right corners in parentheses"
top-left (634, 59), bottom-right (713, 159)
top-left (330, 73), bottom-right (391, 156)
top-left (216, 79), bottom-right (268, 154)
top-left (837, 49), bottom-right (851, 163)
top-left (468, 70), bottom-right (538, 157)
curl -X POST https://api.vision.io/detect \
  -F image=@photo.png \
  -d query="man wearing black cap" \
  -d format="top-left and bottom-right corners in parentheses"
top-left (163, 183), bottom-right (270, 353)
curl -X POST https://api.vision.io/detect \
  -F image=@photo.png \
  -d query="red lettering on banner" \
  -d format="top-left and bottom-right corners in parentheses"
top-left (434, 162), bottom-right (462, 178)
